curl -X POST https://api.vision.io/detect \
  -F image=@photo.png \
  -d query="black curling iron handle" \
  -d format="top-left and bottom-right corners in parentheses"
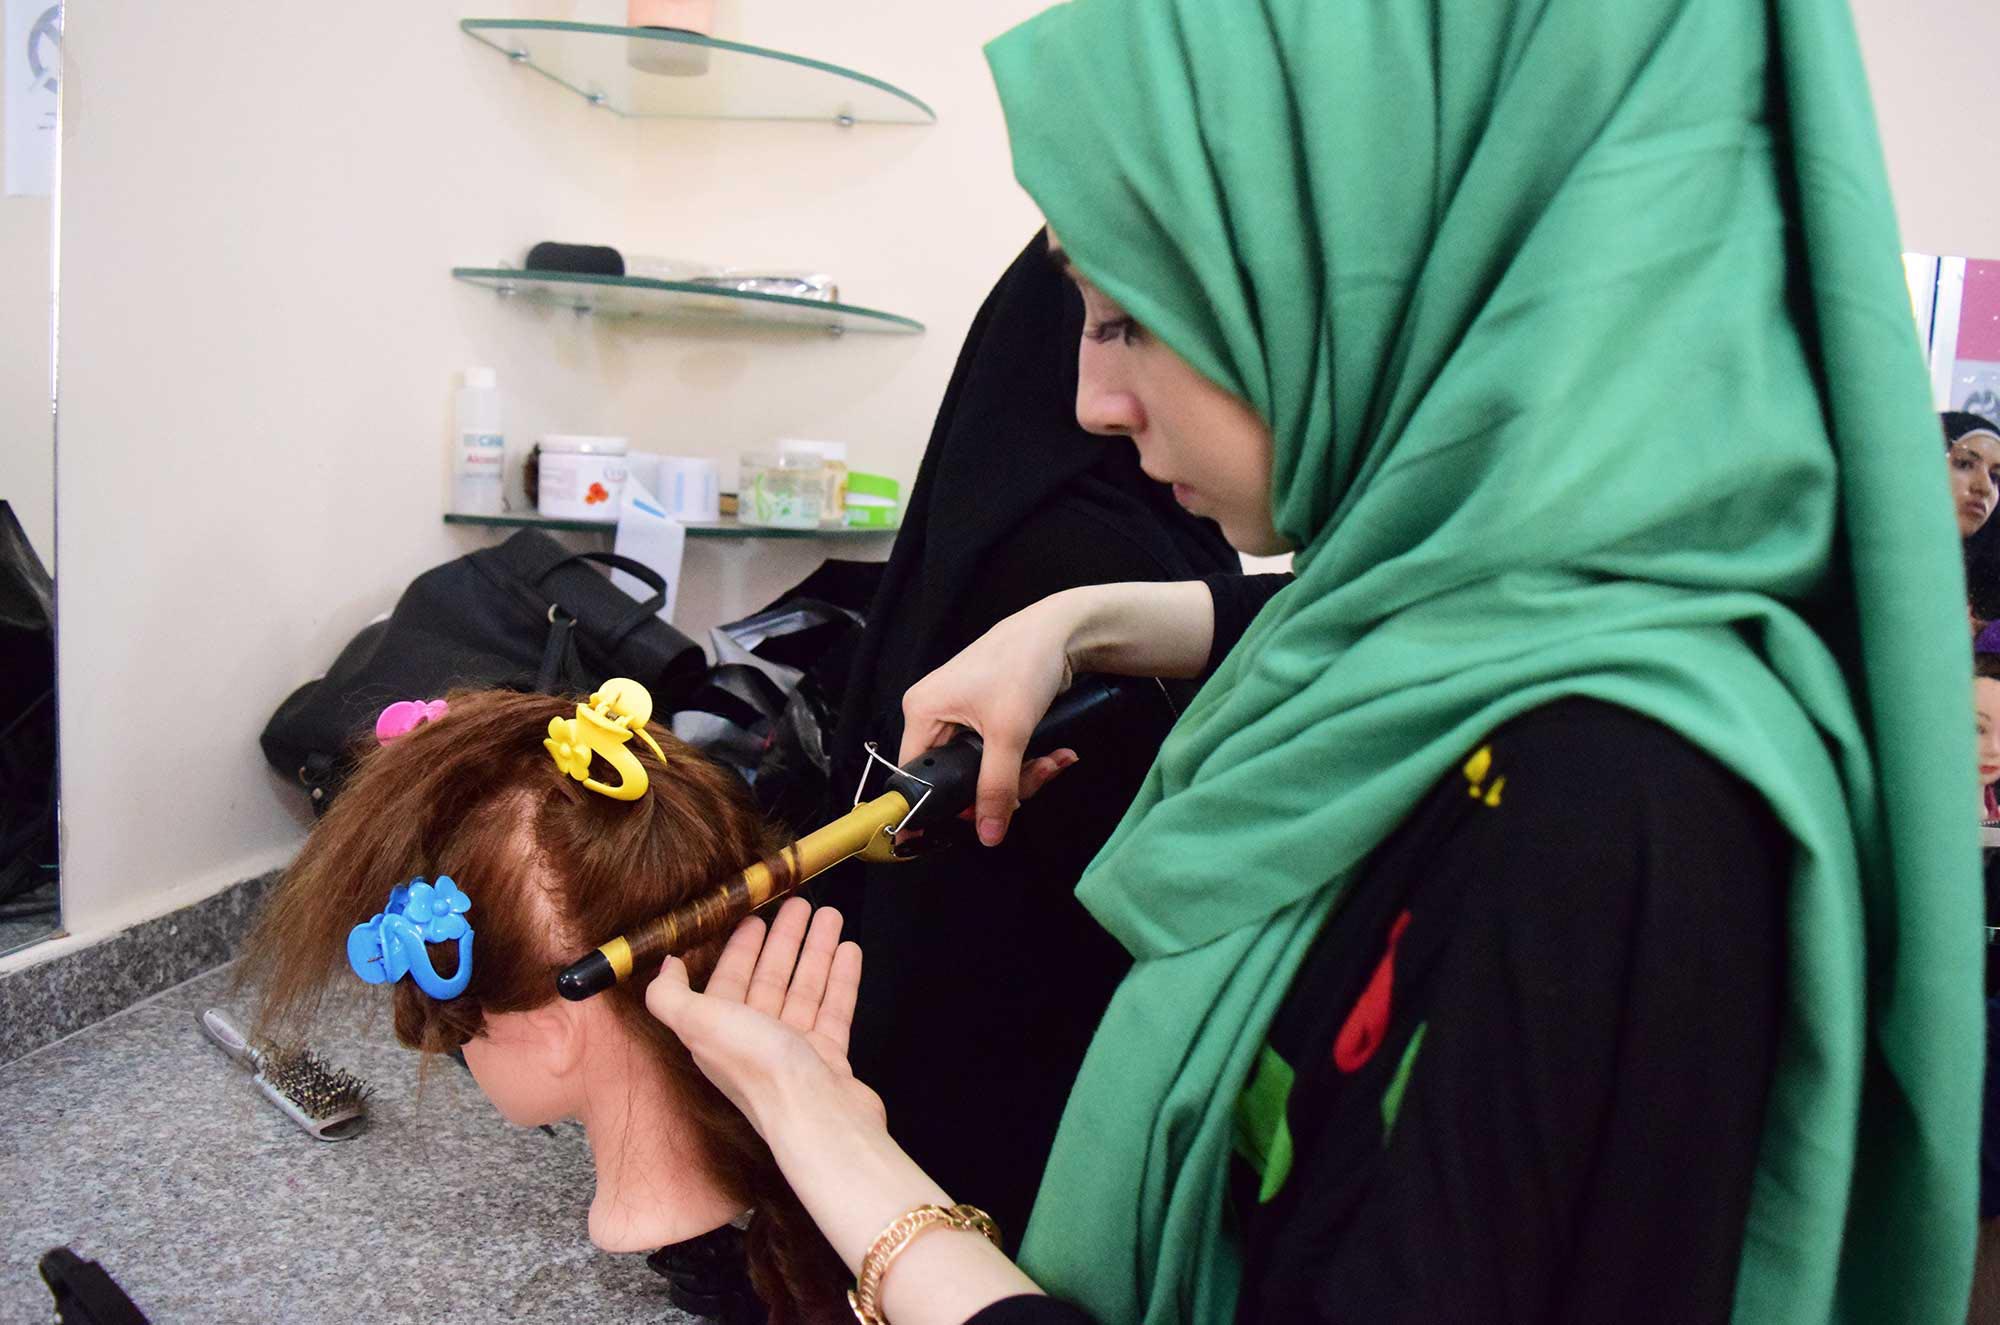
top-left (884, 673), bottom-right (1141, 833)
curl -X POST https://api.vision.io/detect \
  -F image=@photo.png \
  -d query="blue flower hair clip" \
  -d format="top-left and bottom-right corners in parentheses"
top-left (346, 876), bottom-right (474, 999)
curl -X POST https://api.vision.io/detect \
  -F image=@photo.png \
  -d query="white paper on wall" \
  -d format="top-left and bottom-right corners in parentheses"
top-left (4, 0), bottom-right (59, 198)
top-left (612, 480), bottom-right (689, 626)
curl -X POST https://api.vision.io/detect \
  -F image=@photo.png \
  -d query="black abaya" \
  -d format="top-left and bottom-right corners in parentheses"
top-left (819, 232), bottom-right (1241, 1247)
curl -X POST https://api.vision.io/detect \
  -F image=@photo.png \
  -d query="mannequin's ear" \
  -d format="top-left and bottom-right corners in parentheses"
top-left (517, 996), bottom-right (590, 1079)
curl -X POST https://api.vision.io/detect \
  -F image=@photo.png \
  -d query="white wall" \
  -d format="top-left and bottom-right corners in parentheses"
top-left (29, 0), bottom-right (1045, 958)
top-left (1852, 1), bottom-right (2000, 260)
top-left (0, 3), bottom-right (55, 569)
top-left (22, 0), bottom-right (2000, 970)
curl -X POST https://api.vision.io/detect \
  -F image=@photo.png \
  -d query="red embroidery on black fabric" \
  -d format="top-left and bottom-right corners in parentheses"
top-left (1334, 910), bottom-right (1413, 1073)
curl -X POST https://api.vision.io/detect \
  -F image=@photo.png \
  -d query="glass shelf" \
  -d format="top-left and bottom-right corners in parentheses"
top-left (461, 20), bottom-right (936, 125)
top-left (453, 268), bottom-right (924, 335)
top-left (445, 512), bottom-right (898, 540)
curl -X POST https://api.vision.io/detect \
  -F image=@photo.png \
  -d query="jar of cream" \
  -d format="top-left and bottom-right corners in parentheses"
top-left (538, 436), bottom-right (630, 520)
top-left (739, 452), bottom-right (826, 529)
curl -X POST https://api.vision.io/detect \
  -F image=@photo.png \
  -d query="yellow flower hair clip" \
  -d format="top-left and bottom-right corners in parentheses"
top-left (543, 678), bottom-right (669, 802)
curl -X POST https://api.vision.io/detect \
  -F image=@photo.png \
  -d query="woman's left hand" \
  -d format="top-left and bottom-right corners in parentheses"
top-left (651, 899), bottom-right (1047, 1323)
top-left (645, 897), bottom-right (884, 1137)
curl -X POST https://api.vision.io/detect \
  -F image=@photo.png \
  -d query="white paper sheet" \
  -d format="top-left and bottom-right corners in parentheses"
top-left (612, 480), bottom-right (688, 626)
top-left (4, 0), bottom-right (60, 198)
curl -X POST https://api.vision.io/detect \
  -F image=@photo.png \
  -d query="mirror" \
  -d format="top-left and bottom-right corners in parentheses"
top-left (0, 0), bottom-right (59, 956)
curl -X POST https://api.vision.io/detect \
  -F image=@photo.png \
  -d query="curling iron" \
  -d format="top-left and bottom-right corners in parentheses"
top-left (555, 673), bottom-right (1147, 1000)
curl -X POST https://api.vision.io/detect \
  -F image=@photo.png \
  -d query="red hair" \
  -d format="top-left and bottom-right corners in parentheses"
top-left (239, 689), bottom-right (847, 1321)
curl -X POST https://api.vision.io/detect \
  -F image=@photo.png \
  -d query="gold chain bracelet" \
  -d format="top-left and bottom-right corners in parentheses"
top-left (847, 1202), bottom-right (1003, 1325)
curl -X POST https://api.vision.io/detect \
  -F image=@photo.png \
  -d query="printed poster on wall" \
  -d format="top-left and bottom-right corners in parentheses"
top-left (4, 0), bottom-right (60, 198)
top-left (1949, 260), bottom-right (2000, 425)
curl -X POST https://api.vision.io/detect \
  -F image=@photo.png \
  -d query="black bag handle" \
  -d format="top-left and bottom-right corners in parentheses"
top-left (537, 607), bottom-right (583, 695)
top-left (535, 552), bottom-right (668, 650)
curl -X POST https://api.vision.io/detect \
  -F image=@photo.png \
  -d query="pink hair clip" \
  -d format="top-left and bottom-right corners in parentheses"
top-left (376, 699), bottom-right (449, 746)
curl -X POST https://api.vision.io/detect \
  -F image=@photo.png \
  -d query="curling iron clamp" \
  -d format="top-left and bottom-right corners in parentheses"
top-left (555, 674), bottom-right (1145, 1000)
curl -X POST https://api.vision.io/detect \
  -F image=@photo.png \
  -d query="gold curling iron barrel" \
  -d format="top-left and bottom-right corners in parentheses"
top-left (556, 674), bottom-right (1140, 1000)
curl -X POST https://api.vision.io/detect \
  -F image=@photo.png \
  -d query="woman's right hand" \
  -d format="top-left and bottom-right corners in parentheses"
top-left (899, 580), bottom-right (1221, 846)
top-left (898, 593), bottom-right (1085, 847)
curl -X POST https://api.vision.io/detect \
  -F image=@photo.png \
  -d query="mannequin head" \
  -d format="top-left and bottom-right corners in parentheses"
top-left (241, 689), bottom-right (843, 1321)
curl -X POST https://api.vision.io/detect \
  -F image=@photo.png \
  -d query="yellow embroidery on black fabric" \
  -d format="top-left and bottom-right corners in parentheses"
top-left (1462, 746), bottom-right (1492, 791)
top-left (1462, 747), bottom-right (1505, 807)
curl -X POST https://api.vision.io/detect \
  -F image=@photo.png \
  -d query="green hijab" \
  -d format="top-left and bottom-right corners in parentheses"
top-left (986, 0), bottom-right (1979, 1320)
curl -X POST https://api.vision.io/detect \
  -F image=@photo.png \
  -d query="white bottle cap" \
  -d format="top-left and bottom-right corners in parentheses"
top-left (778, 439), bottom-right (849, 462)
top-left (464, 366), bottom-right (497, 389)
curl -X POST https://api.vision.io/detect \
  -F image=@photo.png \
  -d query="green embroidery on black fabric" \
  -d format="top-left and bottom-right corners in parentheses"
top-left (1232, 1044), bottom-right (1297, 1203)
top-left (1380, 1022), bottom-right (1429, 1144)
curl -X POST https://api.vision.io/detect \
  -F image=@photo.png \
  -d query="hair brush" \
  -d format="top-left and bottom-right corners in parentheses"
top-left (199, 1008), bottom-right (371, 1141)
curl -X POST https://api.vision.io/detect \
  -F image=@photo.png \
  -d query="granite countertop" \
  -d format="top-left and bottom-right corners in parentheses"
top-left (0, 965), bottom-right (704, 1325)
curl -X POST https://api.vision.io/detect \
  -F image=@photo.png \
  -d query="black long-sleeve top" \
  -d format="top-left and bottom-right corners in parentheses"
top-left (965, 576), bottom-right (1787, 1324)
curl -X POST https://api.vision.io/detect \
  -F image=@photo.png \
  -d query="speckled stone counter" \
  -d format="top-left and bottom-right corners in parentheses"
top-left (0, 965), bottom-right (703, 1324)
top-left (1, 873), bottom-right (280, 1067)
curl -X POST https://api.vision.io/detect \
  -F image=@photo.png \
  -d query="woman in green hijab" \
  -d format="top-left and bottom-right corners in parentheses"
top-left (644, 0), bottom-right (1983, 1321)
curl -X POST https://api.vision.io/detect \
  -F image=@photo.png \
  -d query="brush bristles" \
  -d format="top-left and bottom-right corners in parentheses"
top-left (260, 1047), bottom-right (373, 1119)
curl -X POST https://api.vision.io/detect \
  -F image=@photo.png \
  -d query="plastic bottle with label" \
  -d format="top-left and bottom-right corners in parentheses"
top-left (454, 367), bottom-right (506, 515)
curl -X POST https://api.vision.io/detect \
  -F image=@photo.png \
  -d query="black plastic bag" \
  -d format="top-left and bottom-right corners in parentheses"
top-left (671, 560), bottom-right (883, 834)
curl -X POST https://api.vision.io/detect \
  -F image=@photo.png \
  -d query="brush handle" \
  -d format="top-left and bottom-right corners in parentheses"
top-left (200, 1008), bottom-right (261, 1071)
top-left (201, 1007), bottom-right (368, 1142)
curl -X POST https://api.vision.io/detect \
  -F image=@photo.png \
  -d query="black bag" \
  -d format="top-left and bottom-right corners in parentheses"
top-left (669, 559), bottom-right (883, 834)
top-left (0, 502), bottom-right (55, 907)
top-left (262, 529), bottom-right (706, 814)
